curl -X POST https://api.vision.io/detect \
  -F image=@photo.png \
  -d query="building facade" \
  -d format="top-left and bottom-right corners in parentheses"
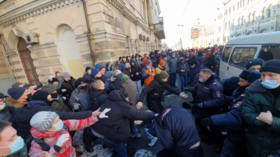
top-left (0, 0), bottom-right (165, 93)
top-left (216, 0), bottom-right (280, 45)
top-left (191, 25), bottom-right (215, 48)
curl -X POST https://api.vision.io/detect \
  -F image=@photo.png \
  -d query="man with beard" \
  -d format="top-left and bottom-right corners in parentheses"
top-left (201, 70), bottom-right (261, 157)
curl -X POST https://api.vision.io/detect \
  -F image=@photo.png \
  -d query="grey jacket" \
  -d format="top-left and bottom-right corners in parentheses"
top-left (68, 87), bottom-right (91, 111)
top-left (168, 57), bottom-right (178, 73)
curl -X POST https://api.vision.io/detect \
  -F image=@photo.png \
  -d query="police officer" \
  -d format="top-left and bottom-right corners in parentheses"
top-left (201, 70), bottom-right (261, 157)
top-left (245, 58), bottom-right (265, 72)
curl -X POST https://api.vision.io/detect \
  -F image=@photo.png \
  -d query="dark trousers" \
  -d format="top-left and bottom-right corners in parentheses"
top-left (169, 72), bottom-right (176, 87)
top-left (157, 145), bottom-right (204, 157)
top-left (83, 128), bottom-right (97, 150)
top-left (180, 75), bottom-right (188, 88)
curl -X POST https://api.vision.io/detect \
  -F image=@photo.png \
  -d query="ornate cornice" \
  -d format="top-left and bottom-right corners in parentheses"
top-left (0, 0), bottom-right (82, 27)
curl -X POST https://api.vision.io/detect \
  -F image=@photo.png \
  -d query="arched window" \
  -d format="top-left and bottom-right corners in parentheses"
top-left (262, 7), bottom-right (266, 19)
top-left (243, 0), bottom-right (245, 6)
top-left (241, 16), bottom-right (244, 25)
top-left (248, 13), bottom-right (251, 23)
top-left (252, 11), bottom-right (256, 22)
top-left (225, 10), bottom-right (228, 16)
top-left (268, 5), bottom-right (272, 17)
top-left (247, 0), bottom-right (250, 4)
top-left (225, 23), bottom-right (227, 30)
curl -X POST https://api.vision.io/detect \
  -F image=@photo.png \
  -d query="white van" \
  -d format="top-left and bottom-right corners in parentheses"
top-left (219, 32), bottom-right (280, 78)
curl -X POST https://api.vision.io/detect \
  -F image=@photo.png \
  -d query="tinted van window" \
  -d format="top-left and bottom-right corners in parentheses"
top-left (229, 47), bottom-right (257, 68)
top-left (221, 47), bottom-right (232, 62)
top-left (259, 45), bottom-right (280, 61)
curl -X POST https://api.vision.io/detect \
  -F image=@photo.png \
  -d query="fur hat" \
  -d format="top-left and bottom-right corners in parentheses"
top-left (245, 58), bottom-right (265, 70)
top-left (239, 70), bottom-right (261, 83)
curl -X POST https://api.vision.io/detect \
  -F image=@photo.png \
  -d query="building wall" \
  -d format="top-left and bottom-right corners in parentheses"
top-left (0, 0), bottom-right (164, 93)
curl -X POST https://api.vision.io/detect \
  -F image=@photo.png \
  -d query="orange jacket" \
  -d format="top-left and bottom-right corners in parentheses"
top-left (142, 67), bottom-right (155, 86)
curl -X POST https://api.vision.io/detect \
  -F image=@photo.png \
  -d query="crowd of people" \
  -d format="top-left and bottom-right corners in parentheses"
top-left (0, 45), bottom-right (280, 157)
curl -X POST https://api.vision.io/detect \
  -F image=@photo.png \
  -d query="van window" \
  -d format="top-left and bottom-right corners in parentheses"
top-left (221, 47), bottom-right (232, 62)
top-left (259, 45), bottom-right (280, 62)
top-left (229, 47), bottom-right (257, 68)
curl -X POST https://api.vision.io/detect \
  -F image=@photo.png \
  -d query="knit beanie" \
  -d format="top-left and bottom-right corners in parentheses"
top-left (159, 60), bottom-right (165, 66)
top-left (245, 58), bottom-right (265, 69)
top-left (159, 71), bottom-right (169, 79)
top-left (85, 66), bottom-right (91, 72)
top-left (30, 111), bottom-right (58, 131)
top-left (32, 91), bottom-right (53, 106)
top-left (146, 59), bottom-right (152, 65)
top-left (260, 59), bottom-right (280, 74)
top-left (91, 68), bottom-right (100, 77)
top-left (239, 70), bottom-right (261, 83)
top-left (62, 72), bottom-right (71, 78)
top-left (75, 78), bottom-right (86, 87)
top-left (98, 66), bottom-right (105, 71)
top-left (41, 85), bottom-right (57, 94)
top-left (95, 63), bottom-right (102, 69)
top-left (105, 71), bottom-right (113, 79)
top-left (7, 87), bottom-right (26, 100)
top-left (51, 78), bottom-right (60, 84)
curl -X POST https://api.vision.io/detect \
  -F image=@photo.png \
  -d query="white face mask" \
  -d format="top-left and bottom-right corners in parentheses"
top-left (0, 103), bottom-right (6, 110)
top-left (261, 79), bottom-right (280, 89)
top-left (199, 78), bottom-right (205, 83)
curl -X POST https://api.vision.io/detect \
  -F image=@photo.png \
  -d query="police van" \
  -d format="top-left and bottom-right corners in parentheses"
top-left (219, 32), bottom-right (280, 78)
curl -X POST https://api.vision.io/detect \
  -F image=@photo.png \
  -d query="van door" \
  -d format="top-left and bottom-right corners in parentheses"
top-left (227, 46), bottom-right (260, 77)
top-left (219, 46), bottom-right (232, 78)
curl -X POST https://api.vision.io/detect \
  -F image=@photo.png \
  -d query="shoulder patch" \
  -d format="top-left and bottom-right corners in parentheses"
top-left (216, 91), bottom-right (221, 98)
top-left (234, 101), bottom-right (243, 108)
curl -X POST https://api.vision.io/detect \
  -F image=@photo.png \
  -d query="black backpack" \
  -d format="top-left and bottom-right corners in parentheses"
top-left (26, 124), bottom-right (69, 151)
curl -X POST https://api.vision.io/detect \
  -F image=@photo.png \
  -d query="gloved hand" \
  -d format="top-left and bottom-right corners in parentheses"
top-left (74, 104), bottom-right (80, 110)
top-left (56, 134), bottom-right (70, 147)
top-left (98, 108), bottom-right (111, 119)
top-left (201, 117), bottom-right (213, 127)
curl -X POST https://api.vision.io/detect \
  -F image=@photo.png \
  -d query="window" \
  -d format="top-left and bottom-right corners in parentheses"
top-left (222, 47), bottom-right (232, 62)
top-left (225, 23), bottom-right (227, 30)
top-left (252, 11), bottom-right (256, 21)
top-left (268, 5), bottom-right (272, 17)
top-left (229, 47), bottom-right (257, 68)
top-left (247, 0), bottom-right (250, 4)
top-left (225, 10), bottom-right (228, 16)
top-left (262, 7), bottom-right (266, 19)
top-left (238, 18), bottom-right (240, 25)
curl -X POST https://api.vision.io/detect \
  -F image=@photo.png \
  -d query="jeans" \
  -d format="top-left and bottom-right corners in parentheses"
top-left (169, 72), bottom-right (176, 87)
top-left (94, 137), bottom-right (127, 157)
top-left (180, 75), bottom-right (188, 88)
top-left (144, 128), bottom-right (155, 140)
top-left (131, 123), bottom-right (138, 134)
top-left (133, 80), bottom-right (142, 95)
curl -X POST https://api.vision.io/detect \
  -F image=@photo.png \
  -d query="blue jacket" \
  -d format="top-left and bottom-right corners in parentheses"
top-left (167, 57), bottom-right (178, 73)
top-left (118, 61), bottom-right (126, 71)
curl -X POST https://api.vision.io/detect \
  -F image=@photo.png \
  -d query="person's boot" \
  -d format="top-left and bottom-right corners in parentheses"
top-left (129, 132), bottom-right (141, 138)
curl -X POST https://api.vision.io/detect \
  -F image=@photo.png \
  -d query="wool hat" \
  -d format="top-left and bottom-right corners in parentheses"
top-left (245, 58), bottom-right (265, 69)
top-left (30, 111), bottom-right (58, 131)
top-left (76, 78), bottom-right (86, 87)
top-left (105, 71), bottom-right (113, 79)
top-left (32, 91), bottom-right (53, 106)
top-left (41, 85), bottom-right (57, 94)
top-left (159, 71), bottom-right (169, 79)
top-left (189, 59), bottom-right (197, 65)
top-left (239, 70), bottom-right (261, 83)
top-left (0, 92), bottom-right (8, 99)
top-left (159, 60), bottom-right (165, 66)
top-left (62, 72), bottom-right (71, 78)
top-left (95, 63), bottom-right (102, 69)
top-left (91, 68), bottom-right (100, 77)
top-left (51, 78), bottom-right (60, 84)
top-left (125, 63), bottom-right (130, 68)
top-left (146, 59), bottom-right (152, 65)
top-left (179, 57), bottom-right (185, 61)
top-left (7, 87), bottom-right (26, 100)
top-left (98, 66), bottom-right (105, 71)
top-left (260, 59), bottom-right (280, 74)
top-left (85, 66), bottom-right (91, 72)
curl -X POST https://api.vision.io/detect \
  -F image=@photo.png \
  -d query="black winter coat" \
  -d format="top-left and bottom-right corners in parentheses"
top-left (89, 88), bottom-right (108, 108)
top-left (61, 77), bottom-right (76, 100)
top-left (90, 90), bottom-right (155, 143)
top-left (139, 75), bottom-right (180, 113)
top-left (187, 75), bottom-right (224, 116)
top-left (196, 55), bottom-right (207, 66)
top-left (11, 100), bottom-right (92, 142)
top-left (176, 61), bottom-right (189, 76)
top-left (189, 64), bottom-right (202, 85)
top-left (154, 105), bottom-right (201, 154)
top-left (130, 60), bottom-right (142, 81)
top-left (205, 55), bottom-right (216, 72)
top-left (83, 73), bottom-right (94, 84)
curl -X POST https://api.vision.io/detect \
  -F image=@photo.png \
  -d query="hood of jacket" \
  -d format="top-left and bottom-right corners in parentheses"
top-left (108, 90), bottom-right (127, 102)
top-left (5, 97), bottom-right (27, 108)
top-left (90, 87), bottom-right (107, 99)
top-left (111, 74), bottom-right (122, 90)
top-left (105, 62), bottom-right (110, 71)
top-left (149, 52), bottom-right (156, 58)
top-left (130, 60), bottom-right (137, 67)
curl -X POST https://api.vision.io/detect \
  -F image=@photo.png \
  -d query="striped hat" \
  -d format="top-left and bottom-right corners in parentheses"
top-left (30, 111), bottom-right (58, 131)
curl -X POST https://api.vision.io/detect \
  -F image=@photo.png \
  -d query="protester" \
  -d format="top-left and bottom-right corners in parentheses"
top-left (130, 60), bottom-right (142, 95)
top-left (156, 60), bottom-right (166, 74)
top-left (89, 80), bottom-right (108, 109)
top-left (83, 66), bottom-right (94, 83)
top-left (55, 71), bottom-right (64, 85)
top-left (189, 59), bottom-right (203, 86)
top-left (142, 59), bottom-right (155, 86)
top-left (242, 59), bottom-right (280, 157)
top-left (104, 71), bottom-right (113, 92)
top-left (177, 57), bottom-right (189, 90)
top-left (0, 93), bottom-right (13, 122)
top-left (123, 63), bottom-right (131, 76)
top-left (161, 55), bottom-right (169, 72)
top-left (98, 66), bottom-right (106, 82)
top-left (206, 51), bottom-right (217, 72)
top-left (28, 109), bottom-right (110, 157)
top-left (61, 72), bottom-right (76, 101)
top-left (6, 87), bottom-right (29, 109)
top-left (245, 58), bottom-right (265, 72)
top-left (118, 57), bottom-right (127, 71)
top-left (90, 68), bottom-right (103, 82)
top-left (167, 52), bottom-right (178, 88)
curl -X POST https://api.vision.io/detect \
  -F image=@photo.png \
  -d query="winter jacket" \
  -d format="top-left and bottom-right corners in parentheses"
top-left (122, 78), bottom-right (138, 106)
top-left (83, 73), bottom-right (94, 84)
top-left (5, 97), bottom-right (27, 109)
top-left (0, 105), bottom-right (14, 122)
top-left (241, 79), bottom-right (280, 156)
top-left (105, 79), bottom-right (111, 92)
top-left (154, 105), bottom-right (201, 154)
top-left (61, 77), bottom-right (76, 100)
top-left (51, 97), bottom-right (72, 112)
top-left (161, 59), bottom-right (169, 72)
top-left (7, 145), bottom-right (27, 157)
top-left (90, 90), bottom-right (155, 143)
top-left (149, 52), bottom-right (158, 68)
top-left (187, 75), bottom-right (224, 116)
top-left (11, 100), bottom-right (92, 142)
top-left (155, 51), bottom-right (161, 65)
top-left (142, 66), bottom-right (155, 86)
top-left (105, 62), bottom-right (110, 71)
top-left (69, 87), bottom-right (91, 111)
top-left (89, 88), bottom-right (108, 109)
top-left (167, 56), bottom-right (178, 73)
top-left (189, 64), bottom-right (202, 86)
top-left (139, 74), bottom-right (180, 113)
top-left (176, 61), bottom-right (189, 76)
top-left (130, 60), bottom-right (142, 81)
top-left (29, 115), bottom-right (98, 157)
top-left (118, 61), bottom-right (126, 71)
top-left (156, 65), bottom-right (165, 74)
top-left (56, 76), bottom-right (64, 85)
top-left (122, 68), bottom-right (131, 77)
top-left (196, 55), bottom-right (207, 66)
top-left (205, 55), bottom-right (216, 72)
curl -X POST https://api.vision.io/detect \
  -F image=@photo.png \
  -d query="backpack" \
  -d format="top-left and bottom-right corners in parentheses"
top-left (26, 123), bottom-right (69, 152)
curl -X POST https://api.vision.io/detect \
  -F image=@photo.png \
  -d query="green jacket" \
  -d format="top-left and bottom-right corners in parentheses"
top-left (241, 79), bottom-right (280, 157)
top-left (52, 97), bottom-right (72, 112)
